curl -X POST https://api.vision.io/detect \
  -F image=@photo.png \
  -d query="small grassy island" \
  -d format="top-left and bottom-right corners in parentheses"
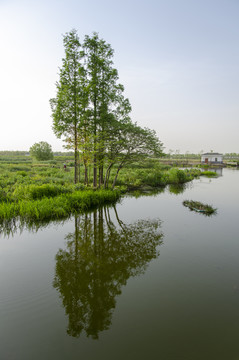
top-left (200, 170), bottom-right (218, 178)
top-left (183, 200), bottom-right (217, 215)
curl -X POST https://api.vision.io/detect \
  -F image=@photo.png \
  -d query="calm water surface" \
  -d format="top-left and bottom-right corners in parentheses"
top-left (1, 168), bottom-right (239, 360)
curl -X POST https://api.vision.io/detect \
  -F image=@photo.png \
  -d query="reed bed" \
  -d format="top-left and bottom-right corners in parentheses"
top-left (0, 189), bottom-right (120, 222)
top-left (200, 171), bottom-right (218, 177)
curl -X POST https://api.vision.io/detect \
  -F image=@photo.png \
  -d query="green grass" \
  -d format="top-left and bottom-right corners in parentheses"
top-left (200, 171), bottom-right (218, 177)
top-left (116, 167), bottom-right (201, 189)
top-left (0, 189), bottom-right (120, 222)
top-left (183, 200), bottom-right (217, 215)
top-left (0, 153), bottom-right (211, 224)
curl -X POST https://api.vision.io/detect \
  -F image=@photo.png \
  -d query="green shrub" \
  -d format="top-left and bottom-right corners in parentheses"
top-left (16, 171), bottom-right (28, 177)
top-left (168, 168), bottom-right (188, 184)
top-left (201, 171), bottom-right (218, 177)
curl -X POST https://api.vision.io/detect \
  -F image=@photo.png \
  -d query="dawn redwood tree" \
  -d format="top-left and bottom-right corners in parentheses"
top-left (50, 29), bottom-right (87, 184)
top-left (83, 33), bottom-right (124, 187)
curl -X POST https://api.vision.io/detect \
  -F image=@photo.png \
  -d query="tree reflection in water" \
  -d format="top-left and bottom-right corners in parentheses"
top-left (53, 205), bottom-right (163, 339)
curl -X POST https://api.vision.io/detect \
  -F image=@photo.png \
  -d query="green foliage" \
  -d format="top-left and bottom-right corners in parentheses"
top-left (168, 184), bottom-right (187, 195)
top-left (16, 171), bottom-right (28, 177)
top-left (183, 200), bottom-right (217, 216)
top-left (0, 189), bottom-right (121, 222)
top-left (167, 168), bottom-right (188, 184)
top-left (53, 210), bottom-right (163, 339)
top-left (113, 167), bottom-right (200, 189)
top-left (29, 141), bottom-right (54, 161)
top-left (12, 184), bottom-right (73, 201)
top-left (200, 171), bottom-right (218, 177)
top-left (50, 29), bottom-right (164, 187)
top-left (0, 153), bottom-right (204, 223)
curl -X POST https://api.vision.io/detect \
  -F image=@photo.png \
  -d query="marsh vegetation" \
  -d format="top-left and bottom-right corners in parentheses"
top-left (183, 200), bottom-right (217, 215)
top-left (0, 153), bottom-right (203, 222)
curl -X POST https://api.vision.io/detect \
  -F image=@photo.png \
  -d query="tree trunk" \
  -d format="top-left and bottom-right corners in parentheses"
top-left (77, 152), bottom-right (80, 183)
top-left (106, 164), bottom-right (112, 189)
top-left (100, 164), bottom-right (104, 185)
top-left (93, 95), bottom-right (97, 188)
top-left (74, 125), bottom-right (78, 184)
top-left (93, 156), bottom-right (97, 188)
top-left (89, 166), bottom-right (91, 185)
top-left (98, 167), bottom-right (101, 188)
top-left (84, 161), bottom-right (88, 186)
top-left (112, 162), bottom-right (123, 189)
top-left (104, 163), bottom-right (113, 189)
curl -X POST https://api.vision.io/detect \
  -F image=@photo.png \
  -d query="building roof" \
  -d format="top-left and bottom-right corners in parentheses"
top-left (202, 153), bottom-right (223, 156)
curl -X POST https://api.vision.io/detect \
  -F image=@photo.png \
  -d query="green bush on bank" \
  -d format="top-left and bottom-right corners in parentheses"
top-left (167, 168), bottom-right (188, 184)
top-left (115, 167), bottom-right (201, 188)
top-left (200, 171), bottom-right (218, 177)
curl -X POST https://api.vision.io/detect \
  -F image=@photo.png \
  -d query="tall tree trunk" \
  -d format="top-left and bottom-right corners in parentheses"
top-left (98, 162), bottom-right (104, 188)
top-left (74, 124), bottom-right (78, 184)
top-left (77, 152), bottom-right (80, 183)
top-left (84, 160), bottom-right (88, 185)
top-left (98, 167), bottom-right (101, 188)
top-left (93, 154), bottom-right (97, 188)
top-left (112, 162), bottom-right (123, 189)
top-left (106, 164), bottom-right (113, 189)
top-left (99, 164), bottom-right (104, 185)
top-left (104, 163), bottom-right (113, 189)
top-left (93, 99), bottom-right (97, 188)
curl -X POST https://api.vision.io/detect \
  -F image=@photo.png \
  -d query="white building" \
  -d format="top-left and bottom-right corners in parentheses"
top-left (201, 152), bottom-right (223, 164)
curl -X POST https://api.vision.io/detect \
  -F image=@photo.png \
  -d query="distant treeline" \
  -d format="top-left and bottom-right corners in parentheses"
top-left (166, 152), bottom-right (239, 160)
top-left (0, 151), bottom-right (28, 156)
top-left (1, 151), bottom-right (238, 159)
top-left (0, 151), bottom-right (74, 157)
top-left (224, 153), bottom-right (239, 160)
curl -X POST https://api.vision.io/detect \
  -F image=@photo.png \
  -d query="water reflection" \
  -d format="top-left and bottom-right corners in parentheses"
top-left (53, 205), bottom-right (163, 339)
top-left (201, 167), bottom-right (223, 176)
top-left (168, 183), bottom-right (187, 195)
top-left (0, 217), bottom-right (66, 237)
top-left (128, 187), bottom-right (165, 199)
top-left (0, 219), bottom-right (18, 237)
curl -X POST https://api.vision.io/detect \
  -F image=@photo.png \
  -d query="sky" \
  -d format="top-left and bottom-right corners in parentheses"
top-left (0, 0), bottom-right (238, 154)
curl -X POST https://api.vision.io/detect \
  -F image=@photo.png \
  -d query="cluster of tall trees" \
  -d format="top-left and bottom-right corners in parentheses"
top-left (50, 29), bottom-right (163, 187)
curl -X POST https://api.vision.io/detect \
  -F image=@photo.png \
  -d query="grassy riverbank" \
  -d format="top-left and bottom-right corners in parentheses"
top-left (0, 189), bottom-right (121, 222)
top-left (0, 153), bottom-right (204, 222)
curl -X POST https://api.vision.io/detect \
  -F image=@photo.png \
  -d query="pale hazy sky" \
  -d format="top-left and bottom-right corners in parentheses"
top-left (0, 0), bottom-right (238, 153)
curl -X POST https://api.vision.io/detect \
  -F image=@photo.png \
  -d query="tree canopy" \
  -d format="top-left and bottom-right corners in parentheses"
top-left (29, 141), bottom-right (53, 161)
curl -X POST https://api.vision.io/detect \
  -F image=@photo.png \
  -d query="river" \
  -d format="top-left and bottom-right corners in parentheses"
top-left (0, 168), bottom-right (239, 360)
